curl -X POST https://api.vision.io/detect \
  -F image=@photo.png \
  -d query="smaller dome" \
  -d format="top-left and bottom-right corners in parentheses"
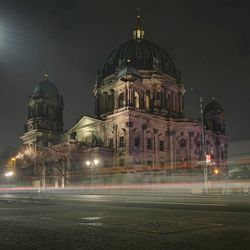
top-left (33, 79), bottom-right (59, 97)
top-left (204, 100), bottom-right (223, 113)
top-left (204, 99), bottom-right (225, 134)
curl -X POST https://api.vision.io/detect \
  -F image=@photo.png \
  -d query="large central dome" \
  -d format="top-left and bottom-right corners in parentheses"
top-left (99, 16), bottom-right (180, 83)
top-left (101, 39), bottom-right (179, 81)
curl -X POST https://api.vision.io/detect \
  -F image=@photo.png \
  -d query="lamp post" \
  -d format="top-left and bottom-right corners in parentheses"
top-left (5, 171), bottom-right (14, 187)
top-left (11, 157), bottom-right (16, 169)
top-left (200, 97), bottom-right (208, 193)
top-left (190, 89), bottom-right (210, 193)
top-left (86, 159), bottom-right (99, 192)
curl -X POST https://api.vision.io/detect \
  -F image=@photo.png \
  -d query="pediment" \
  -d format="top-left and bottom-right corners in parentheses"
top-left (69, 116), bottom-right (103, 131)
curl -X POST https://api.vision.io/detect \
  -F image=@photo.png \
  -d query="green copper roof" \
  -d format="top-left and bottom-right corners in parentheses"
top-left (204, 100), bottom-right (223, 113)
top-left (100, 39), bottom-right (180, 82)
top-left (33, 79), bottom-right (59, 96)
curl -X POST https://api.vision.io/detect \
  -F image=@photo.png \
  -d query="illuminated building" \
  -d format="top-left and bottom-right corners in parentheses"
top-left (20, 16), bottom-right (229, 187)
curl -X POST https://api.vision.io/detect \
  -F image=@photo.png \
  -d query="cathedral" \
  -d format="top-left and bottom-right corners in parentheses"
top-left (19, 16), bottom-right (229, 188)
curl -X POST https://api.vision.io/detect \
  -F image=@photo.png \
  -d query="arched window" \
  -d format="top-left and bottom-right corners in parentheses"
top-left (172, 93), bottom-right (176, 111)
top-left (118, 92), bottom-right (125, 108)
top-left (103, 92), bottom-right (108, 113)
top-left (118, 129), bottom-right (126, 148)
top-left (158, 134), bottom-right (165, 152)
top-left (176, 94), bottom-right (179, 112)
top-left (167, 94), bottom-right (171, 110)
top-left (134, 136), bottom-right (140, 147)
top-left (147, 138), bottom-right (152, 150)
top-left (221, 149), bottom-right (225, 160)
top-left (146, 131), bottom-right (153, 151)
top-left (179, 138), bottom-right (187, 148)
top-left (156, 91), bottom-right (161, 100)
top-left (134, 91), bottom-right (140, 108)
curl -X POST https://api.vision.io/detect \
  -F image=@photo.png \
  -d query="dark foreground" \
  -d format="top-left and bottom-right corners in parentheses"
top-left (1, 190), bottom-right (250, 250)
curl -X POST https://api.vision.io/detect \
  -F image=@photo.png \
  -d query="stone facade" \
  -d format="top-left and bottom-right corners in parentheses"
top-left (19, 16), bottom-right (229, 187)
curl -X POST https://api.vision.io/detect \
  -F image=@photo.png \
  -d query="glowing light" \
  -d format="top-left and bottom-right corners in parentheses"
top-left (93, 159), bottom-right (99, 165)
top-left (86, 161), bottom-right (91, 166)
top-left (205, 154), bottom-right (211, 164)
top-left (214, 169), bottom-right (219, 175)
top-left (5, 171), bottom-right (14, 177)
top-left (16, 152), bottom-right (23, 159)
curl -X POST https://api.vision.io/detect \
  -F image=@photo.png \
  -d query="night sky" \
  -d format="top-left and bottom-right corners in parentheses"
top-left (0, 0), bottom-right (249, 154)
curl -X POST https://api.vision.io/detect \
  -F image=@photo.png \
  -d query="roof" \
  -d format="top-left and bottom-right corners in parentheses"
top-left (100, 39), bottom-right (180, 83)
top-left (204, 100), bottom-right (223, 113)
top-left (33, 79), bottom-right (59, 97)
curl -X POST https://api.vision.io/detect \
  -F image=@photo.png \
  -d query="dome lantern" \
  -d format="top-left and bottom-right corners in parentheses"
top-left (133, 15), bottom-right (144, 40)
top-left (98, 15), bottom-right (181, 84)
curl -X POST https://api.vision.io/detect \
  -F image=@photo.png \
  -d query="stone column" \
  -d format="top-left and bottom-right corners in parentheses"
top-left (169, 129), bottom-right (176, 170)
top-left (61, 161), bottom-right (65, 188)
top-left (141, 123), bottom-right (147, 166)
top-left (128, 84), bottom-right (133, 106)
top-left (66, 155), bottom-right (71, 186)
top-left (94, 94), bottom-right (100, 117)
top-left (151, 89), bottom-right (155, 112)
top-left (188, 132), bottom-right (194, 170)
top-left (40, 165), bottom-right (46, 190)
top-left (165, 130), bottom-right (169, 170)
top-left (54, 176), bottom-right (59, 189)
top-left (113, 125), bottom-right (118, 150)
top-left (153, 128), bottom-right (158, 168)
top-left (125, 86), bottom-right (128, 106)
top-left (114, 91), bottom-right (118, 110)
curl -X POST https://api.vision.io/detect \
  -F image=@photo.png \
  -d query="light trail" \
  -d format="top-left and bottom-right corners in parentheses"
top-left (123, 200), bottom-right (228, 207)
top-left (0, 180), bottom-right (249, 195)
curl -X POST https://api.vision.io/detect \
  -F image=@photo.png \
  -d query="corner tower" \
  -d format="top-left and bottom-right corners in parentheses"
top-left (21, 75), bottom-right (64, 146)
top-left (204, 99), bottom-right (225, 134)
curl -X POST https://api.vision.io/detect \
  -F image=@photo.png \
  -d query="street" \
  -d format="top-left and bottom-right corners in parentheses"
top-left (0, 190), bottom-right (250, 250)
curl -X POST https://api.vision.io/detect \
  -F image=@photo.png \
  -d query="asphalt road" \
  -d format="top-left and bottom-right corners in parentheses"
top-left (0, 190), bottom-right (250, 250)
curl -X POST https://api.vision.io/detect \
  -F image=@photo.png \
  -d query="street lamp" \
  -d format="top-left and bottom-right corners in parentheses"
top-left (5, 171), bottom-right (14, 177)
top-left (213, 168), bottom-right (219, 175)
top-left (200, 97), bottom-right (208, 193)
top-left (5, 171), bottom-right (14, 187)
top-left (93, 159), bottom-right (99, 165)
top-left (190, 89), bottom-right (210, 193)
top-left (86, 159), bottom-right (99, 192)
top-left (11, 157), bottom-right (16, 176)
